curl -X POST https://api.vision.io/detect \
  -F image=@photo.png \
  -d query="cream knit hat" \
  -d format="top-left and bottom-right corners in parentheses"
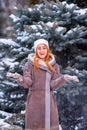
top-left (34, 39), bottom-right (49, 52)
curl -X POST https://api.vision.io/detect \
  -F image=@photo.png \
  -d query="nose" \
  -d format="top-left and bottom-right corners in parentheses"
top-left (40, 48), bottom-right (44, 52)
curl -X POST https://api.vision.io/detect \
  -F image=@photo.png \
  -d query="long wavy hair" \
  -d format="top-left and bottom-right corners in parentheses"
top-left (34, 46), bottom-right (55, 72)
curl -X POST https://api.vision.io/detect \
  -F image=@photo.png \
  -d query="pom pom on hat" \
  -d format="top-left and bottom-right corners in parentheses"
top-left (34, 39), bottom-right (49, 52)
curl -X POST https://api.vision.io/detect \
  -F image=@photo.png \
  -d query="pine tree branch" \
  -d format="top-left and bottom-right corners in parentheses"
top-left (55, 0), bottom-right (61, 4)
top-left (43, 0), bottom-right (49, 5)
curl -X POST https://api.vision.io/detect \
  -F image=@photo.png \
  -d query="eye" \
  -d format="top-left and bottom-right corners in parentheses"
top-left (42, 45), bottom-right (47, 49)
top-left (43, 47), bottom-right (46, 49)
top-left (37, 46), bottom-right (41, 50)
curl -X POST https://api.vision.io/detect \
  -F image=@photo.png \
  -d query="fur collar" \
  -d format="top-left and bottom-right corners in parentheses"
top-left (28, 53), bottom-right (56, 66)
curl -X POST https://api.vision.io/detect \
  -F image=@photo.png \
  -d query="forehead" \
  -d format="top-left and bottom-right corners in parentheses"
top-left (37, 44), bottom-right (47, 48)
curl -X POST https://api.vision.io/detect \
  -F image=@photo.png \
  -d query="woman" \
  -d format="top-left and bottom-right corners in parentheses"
top-left (7, 39), bottom-right (79, 130)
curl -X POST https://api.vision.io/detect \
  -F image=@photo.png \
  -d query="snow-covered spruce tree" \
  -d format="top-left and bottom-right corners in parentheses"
top-left (60, 0), bottom-right (87, 8)
top-left (9, 0), bottom-right (87, 127)
top-left (0, 1), bottom-right (86, 130)
top-left (9, 1), bottom-right (87, 66)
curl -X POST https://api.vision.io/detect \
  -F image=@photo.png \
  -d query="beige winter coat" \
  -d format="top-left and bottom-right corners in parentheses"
top-left (17, 53), bottom-right (66, 130)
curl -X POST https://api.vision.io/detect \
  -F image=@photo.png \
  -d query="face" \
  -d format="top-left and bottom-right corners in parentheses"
top-left (36, 44), bottom-right (48, 59)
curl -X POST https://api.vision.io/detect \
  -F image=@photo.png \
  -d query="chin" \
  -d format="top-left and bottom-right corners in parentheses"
top-left (39, 55), bottom-right (46, 59)
top-left (40, 57), bottom-right (45, 59)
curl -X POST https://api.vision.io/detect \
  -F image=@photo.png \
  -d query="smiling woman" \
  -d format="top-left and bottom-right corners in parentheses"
top-left (33, 39), bottom-right (55, 72)
top-left (7, 38), bottom-right (79, 130)
top-left (36, 44), bottom-right (48, 59)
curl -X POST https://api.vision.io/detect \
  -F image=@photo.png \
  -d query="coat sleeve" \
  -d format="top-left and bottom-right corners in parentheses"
top-left (16, 61), bottom-right (33, 88)
top-left (50, 64), bottom-right (67, 91)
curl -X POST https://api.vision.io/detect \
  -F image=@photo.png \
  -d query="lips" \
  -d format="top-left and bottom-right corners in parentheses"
top-left (39, 53), bottom-right (45, 55)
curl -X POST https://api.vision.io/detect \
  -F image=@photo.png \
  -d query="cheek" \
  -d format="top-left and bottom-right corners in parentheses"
top-left (45, 50), bottom-right (47, 55)
top-left (37, 50), bottom-right (40, 54)
top-left (37, 50), bottom-right (40, 55)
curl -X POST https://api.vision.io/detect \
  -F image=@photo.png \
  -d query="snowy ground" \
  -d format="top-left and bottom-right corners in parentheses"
top-left (0, 110), bottom-right (23, 130)
top-left (0, 110), bottom-right (12, 128)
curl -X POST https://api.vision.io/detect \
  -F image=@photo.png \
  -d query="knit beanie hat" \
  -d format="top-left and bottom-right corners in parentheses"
top-left (33, 39), bottom-right (49, 52)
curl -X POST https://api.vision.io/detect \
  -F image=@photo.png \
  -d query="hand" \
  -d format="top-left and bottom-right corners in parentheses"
top-left (70, 75), bottom-right (79, 82)
top-left (7, 72), bottom-right (21, 80)
top-left (64, 74), bottom-right (79, 82)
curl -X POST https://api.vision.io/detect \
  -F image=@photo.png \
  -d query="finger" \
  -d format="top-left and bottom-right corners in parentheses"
top-left (7, 72), bottom-right (13, 77)
top-left (74, 78), bottom-right (79, 82)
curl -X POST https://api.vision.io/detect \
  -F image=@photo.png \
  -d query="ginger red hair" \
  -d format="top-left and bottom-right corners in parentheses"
top-left (34, 46), bottom-right (55, 72)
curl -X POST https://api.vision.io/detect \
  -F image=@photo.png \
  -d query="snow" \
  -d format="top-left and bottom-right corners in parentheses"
top-left (0, 119), bottom-right (10, 128)
top-left (36, 32), bottom-right (42, 36)
top-left (0, 111), bottom-right (13, 129)
top-left (21, 110), bottom-right (25, 114)
top-left (20, 36), bottom-right (29, 42)
top-left (9, 14), bottom-right (20, 22)
top-left (31, 25), bottom-right (38, 30)
top-left (0, 110), bottom-right (12, 119)
top-left (0, 92), bottom-right (4, 98)
top-left (2, 58), bottom-right (19, 68)
top-left (74, 8), bottom-right (87, 15)
top-left (66, 3), bottom-right (77, 9)
top-left (10, 94), bottom-right (24, 99)
top-left (28, 8), bottom-right (33, 12)
top-left (31, 25), bottom-right (43, 30)
top-left (0, 99), bottom-right (5, 102)
top-left (0, 66), bottom-right (4, 71)
top-left (35, 3), bottom-right (45, 9)
top-left (18, 31), bottom-right (28, 36)
top-left (46, 22), bottom-right (66, 33)
top-left (46, 22), bottom-right (54, 28)
top-left (55, 27), bottom-right (67, 33)
top-left (13, 6), bottom-right (18, 10)
top-left (62, 2), bottom-right (87, 16)
top-left (2, 80), bottom-right (18, 87)
top-left (0, 38), bottom-right (19, 47)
